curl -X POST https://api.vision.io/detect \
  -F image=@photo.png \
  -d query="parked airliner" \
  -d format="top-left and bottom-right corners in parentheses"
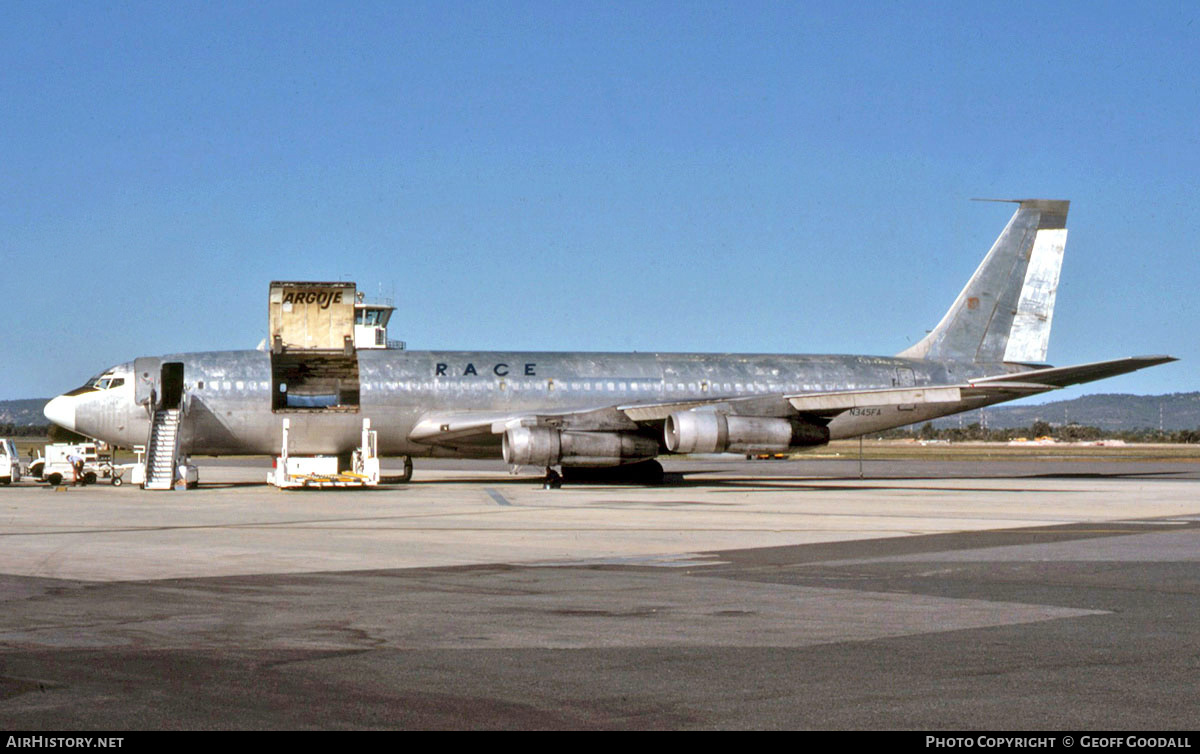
top-left (43, 199), bottom-right (1174, 485)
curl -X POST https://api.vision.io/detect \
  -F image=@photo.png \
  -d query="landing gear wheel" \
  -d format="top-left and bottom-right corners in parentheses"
top-left (542, 467), bottom-right (562, 490)
top-left (398, 455), bottom-right (413, 483)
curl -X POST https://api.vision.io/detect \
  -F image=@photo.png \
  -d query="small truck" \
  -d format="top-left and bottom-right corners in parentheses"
top-left (29, 442), bottom-right (101, 486)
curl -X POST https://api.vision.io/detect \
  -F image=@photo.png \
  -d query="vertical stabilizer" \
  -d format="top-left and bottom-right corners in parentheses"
top-left (897, 199), bottom-right (1068, 364)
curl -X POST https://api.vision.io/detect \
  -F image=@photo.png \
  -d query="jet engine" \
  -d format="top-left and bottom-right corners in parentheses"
top-left (663, 411), bottom-right (829, 454)
top-left (502, 426), bottom-right (660, 468)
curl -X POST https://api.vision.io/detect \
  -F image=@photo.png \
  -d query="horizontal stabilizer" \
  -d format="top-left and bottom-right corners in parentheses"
top-left (972, 356), bottom-right (1177, 389)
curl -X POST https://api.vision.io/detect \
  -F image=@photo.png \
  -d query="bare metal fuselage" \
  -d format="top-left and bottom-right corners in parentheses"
top-left (71, 348), bottom-right (1017, 458)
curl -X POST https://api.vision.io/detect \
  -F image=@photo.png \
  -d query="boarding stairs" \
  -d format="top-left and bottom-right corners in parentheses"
top-left (144, 408), bottom-right (181, 490)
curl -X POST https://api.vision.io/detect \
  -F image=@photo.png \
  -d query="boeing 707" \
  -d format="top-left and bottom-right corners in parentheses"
top-left (43, 199), bottom-right (1175, 486)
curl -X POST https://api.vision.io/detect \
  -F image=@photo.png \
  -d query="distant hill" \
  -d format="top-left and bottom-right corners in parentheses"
top-left (0, 398), bottom-right (50, 428)
top-left (3, 392), bottom-right (1199, 433)
top-left (931, 392), bottom-right (1200, 431)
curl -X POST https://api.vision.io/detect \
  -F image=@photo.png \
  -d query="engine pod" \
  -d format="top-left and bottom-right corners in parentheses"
top-left (504, 426), bottom-right (659, 467)
top-left (664, 412), bottom-right (828, 454)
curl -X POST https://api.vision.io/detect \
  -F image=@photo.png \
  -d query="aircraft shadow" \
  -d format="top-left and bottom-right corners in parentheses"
top-left (188, 468), bottom-right (1191, 492)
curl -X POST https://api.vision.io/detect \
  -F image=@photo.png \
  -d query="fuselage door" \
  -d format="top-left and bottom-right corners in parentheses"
top-left (896, 367), bottom-right (916, 411)
top-left (134, 357), bottom-right (161, 408)
top-left (161, 362), bottom-right (185, 409)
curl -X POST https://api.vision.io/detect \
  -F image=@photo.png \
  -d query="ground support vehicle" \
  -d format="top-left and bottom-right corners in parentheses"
top-left (31, 443), bottom-right (103, 486)
top-left (269, 418), bottom-right (380, 489)
top-left (0, 439), bottom-right (22, 484)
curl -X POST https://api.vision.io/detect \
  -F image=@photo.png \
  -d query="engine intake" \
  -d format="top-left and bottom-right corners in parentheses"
top-left (664, 412), bottom-right (829, 454)
top-left (503, 426), bottom-right (660, 468)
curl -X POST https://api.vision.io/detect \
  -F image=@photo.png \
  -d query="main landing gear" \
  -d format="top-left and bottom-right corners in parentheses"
top-left (542, 467), bottom-right (562, 490)
top-left (397, 455), bottom-right (413, 483)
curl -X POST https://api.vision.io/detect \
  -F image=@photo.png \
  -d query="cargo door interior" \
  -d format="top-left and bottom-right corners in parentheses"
top-left (268, 282), bottom-right (361, 412)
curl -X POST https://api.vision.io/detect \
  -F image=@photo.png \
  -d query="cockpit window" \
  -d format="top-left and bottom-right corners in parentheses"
top-left (88, 371), bottom-right (128, 389)
top-left (64, 370), bottom-right (126, 395)
top-left (90, 373), bottom-right (119, 389)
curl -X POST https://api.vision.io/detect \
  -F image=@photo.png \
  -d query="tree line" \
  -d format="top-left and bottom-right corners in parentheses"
top-left (0, 424), bottom-right (92, 443)
top-left (884, 421), bottom-right (1200, 444)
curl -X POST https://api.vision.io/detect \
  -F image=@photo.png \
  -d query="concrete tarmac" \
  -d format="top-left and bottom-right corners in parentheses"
top-left (0, 457), bottom-right (1198, 729)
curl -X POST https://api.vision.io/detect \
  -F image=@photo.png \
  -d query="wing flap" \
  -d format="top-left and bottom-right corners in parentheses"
top-left (786, 386), bottom-right (964, 413)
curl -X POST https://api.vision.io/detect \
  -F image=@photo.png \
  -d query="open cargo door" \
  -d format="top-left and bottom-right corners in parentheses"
top-left (268, 282), bottom-right (361, 412)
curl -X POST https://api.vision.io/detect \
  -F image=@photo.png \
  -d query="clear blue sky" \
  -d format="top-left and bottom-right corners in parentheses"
top-left (1, 1), bottom-right (1196, 402)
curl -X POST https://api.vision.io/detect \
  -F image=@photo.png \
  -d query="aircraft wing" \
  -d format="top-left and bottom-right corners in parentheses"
top-left (409, 411), bottom-right (525, 445)
top-left (409, 385), bottom-right (1034, 447)
top-left (409, 405), bottom-right (643, 447)
top-left (408, 387), bottom-right (1002, 447)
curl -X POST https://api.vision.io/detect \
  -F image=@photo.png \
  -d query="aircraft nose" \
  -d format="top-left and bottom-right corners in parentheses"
top-left (44, 395), bottom-right (77, 431)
